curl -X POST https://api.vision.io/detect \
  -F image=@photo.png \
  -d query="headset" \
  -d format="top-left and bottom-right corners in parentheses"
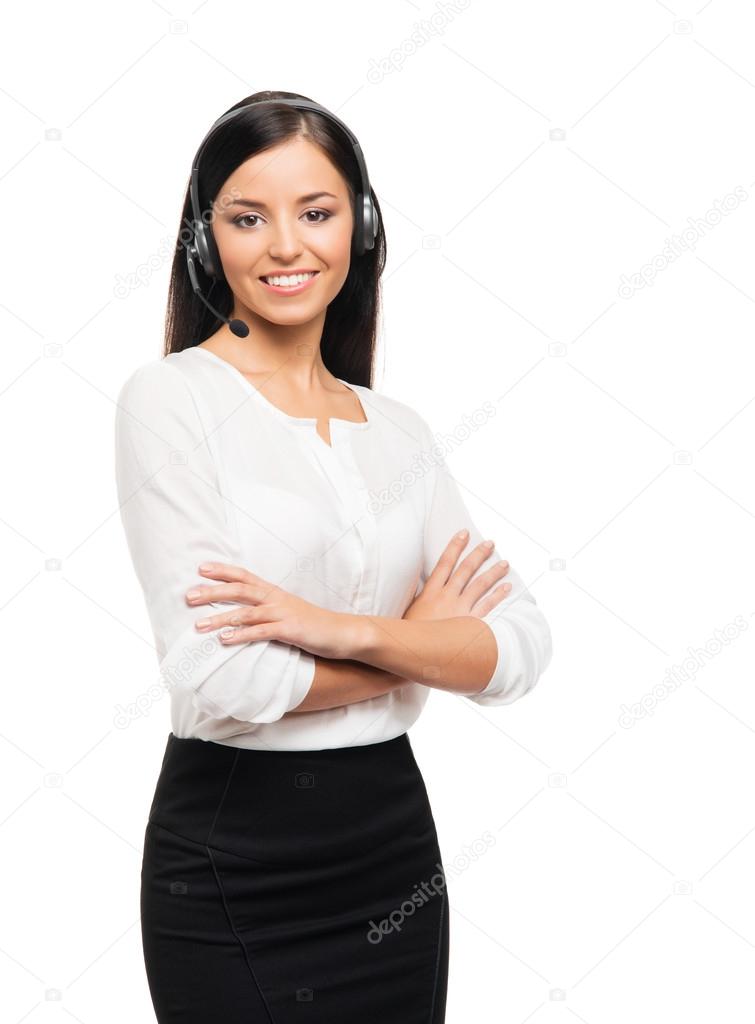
top-left (184, 98), bottom-right (378, 338)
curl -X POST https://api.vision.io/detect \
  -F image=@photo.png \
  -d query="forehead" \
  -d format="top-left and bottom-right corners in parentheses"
top-left (220, 136), bottom-right (346, 200)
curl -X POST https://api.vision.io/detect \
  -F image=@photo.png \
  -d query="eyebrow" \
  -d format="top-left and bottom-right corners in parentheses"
top-left (228, 191), bottom-right (339, 209)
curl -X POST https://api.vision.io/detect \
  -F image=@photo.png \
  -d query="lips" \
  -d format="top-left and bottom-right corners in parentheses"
top-left (258, 271), bottom-right (321, 296)
top-left (259, 271), bottom-right (319, 284)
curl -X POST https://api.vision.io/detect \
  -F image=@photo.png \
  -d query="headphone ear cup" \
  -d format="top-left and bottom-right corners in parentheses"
top-left (206, 225), bottom-right (224, 281)
top-left (194, 219), bottom-right (224, 281)
top-left (352, 192), bottom-right (365, 257)
top-left (353, 193), bottom-right (377, 254)
top-left (363, 197), bottom-right (376, 253)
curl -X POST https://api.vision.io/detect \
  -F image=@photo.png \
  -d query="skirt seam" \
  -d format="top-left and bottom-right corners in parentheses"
top-left (205, 843), bottom-right (277, 1024)
top-left (205, 746), bottom-right (241, 846)
top-left (147, 818), bottom-right (297, 869)
top-left (428, 889), bottom-right (446, 1023)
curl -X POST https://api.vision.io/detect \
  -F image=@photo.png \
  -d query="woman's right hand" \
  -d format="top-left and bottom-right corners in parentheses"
top-left (403, 530), bottom-right (512, 623)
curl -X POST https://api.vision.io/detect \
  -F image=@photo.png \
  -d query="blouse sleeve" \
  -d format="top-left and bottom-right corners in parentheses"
top-left (417, 413), bottom-right (553, 706)
top-left (114, 358), bottom-right (315, 725)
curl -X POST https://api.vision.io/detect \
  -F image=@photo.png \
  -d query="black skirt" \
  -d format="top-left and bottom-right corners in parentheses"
top-left (140, 731), bottom-right (450, 1023)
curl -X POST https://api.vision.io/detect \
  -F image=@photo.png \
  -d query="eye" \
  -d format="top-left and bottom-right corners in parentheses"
top-left (303, 209), bottom-right (331, 223)
top-left (232, 209), bottom-right (332, 229)
top-left (233, 213), bottom-right (262, 229)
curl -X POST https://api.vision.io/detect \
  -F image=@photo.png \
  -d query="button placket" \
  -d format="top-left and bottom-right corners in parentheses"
top-left (305, 426), bottom-right (378, 614)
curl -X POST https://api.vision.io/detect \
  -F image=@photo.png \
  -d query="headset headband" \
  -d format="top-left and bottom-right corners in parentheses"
top-left (188, 98), bottom-right (377, 281)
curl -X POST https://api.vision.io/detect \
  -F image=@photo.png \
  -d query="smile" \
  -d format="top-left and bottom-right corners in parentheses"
top-left (259, 271), bottom-right (320, 294)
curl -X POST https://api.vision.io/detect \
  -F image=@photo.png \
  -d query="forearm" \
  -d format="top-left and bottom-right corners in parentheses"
top-left (350, 615), bottom-right (496, 695)
top-left (287, 656), bottom-right (410, 714)
top-left (288, 613), bottom-right (496, 715)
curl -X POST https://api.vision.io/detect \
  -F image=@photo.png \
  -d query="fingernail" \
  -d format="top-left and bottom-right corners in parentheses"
top-left (195, 618), bottom-right (211, 629)
top-left (186, 589), bottom-right (200, 600)
top-left (483, 539), bottom-right (494, 549)
top-left (457, 530), bottom-right (468, 539)
top-left (198, 563), bottom-right (213, 572)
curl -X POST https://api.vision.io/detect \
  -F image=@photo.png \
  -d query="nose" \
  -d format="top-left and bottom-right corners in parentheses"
top-left (267, 217), bottom-right (304, 261)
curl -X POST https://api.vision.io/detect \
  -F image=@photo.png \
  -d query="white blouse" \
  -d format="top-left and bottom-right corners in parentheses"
top-left (114, 346), bottom-right (552, 750)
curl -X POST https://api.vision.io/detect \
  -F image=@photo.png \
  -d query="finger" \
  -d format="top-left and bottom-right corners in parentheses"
top-left (448, 538), bottom-right (498, 592)
top-left (186, 580), bottom-right (267, 607)
top-left (426, 529), bottom-right (475, 587)
top-left (218, 618), bottom-right (281, 644)
top-left (185, 583), bottom-right (242, 607)
top-left (197, 562), bottom-right (261, 585)
top-left (197, 564), bottom-right (281, 605)
top-left (470, 581), bottom-right (513, 618)
top-left (463, 559), bottom-right (510, 606)
top-left (194, 605), bottom-right (257, 632)
top-left (205, 603), bottom-right (287, 644)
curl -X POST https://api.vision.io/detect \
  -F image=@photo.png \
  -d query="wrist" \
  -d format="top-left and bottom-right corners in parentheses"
top-left (344, 613), bottom-right (380, 661)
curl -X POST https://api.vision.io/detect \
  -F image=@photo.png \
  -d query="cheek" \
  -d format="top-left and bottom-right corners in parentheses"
top-left (316, 216), bottom-right (354, 261)
top-left (316, 224), bottom-right (355, 291)
top-left (214, 225), bottom-right (258, 274)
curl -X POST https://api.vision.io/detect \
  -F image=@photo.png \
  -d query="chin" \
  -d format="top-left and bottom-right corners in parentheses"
top-left (255, 309), bottom-right (323, 327)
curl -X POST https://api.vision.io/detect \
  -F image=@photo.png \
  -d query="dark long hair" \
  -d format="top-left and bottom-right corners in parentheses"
top-left (163, 90), bottom-right (386, 389)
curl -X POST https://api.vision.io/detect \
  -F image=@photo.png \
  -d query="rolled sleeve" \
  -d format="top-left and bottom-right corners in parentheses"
top-left (114, 358), bottom-right (315, 726)
top-left (417, 414), bottom-right (552, 705)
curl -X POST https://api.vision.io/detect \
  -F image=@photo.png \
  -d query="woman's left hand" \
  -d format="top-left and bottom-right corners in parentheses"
top-left (186, 562), bottom-right (361, 661)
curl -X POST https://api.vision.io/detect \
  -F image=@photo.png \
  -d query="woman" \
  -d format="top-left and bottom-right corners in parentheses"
top-left (115, 89), bottom-right (552, 1023)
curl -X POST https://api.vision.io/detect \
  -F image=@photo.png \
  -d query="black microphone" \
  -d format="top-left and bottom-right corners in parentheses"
top-left (185, 248), bottom-right (250, 338)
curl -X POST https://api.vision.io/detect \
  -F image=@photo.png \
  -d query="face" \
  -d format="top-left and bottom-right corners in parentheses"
top-left (210, 136), bottom-right (355, 326)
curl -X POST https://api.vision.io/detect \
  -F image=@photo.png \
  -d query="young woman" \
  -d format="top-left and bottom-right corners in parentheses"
top-left (115, 89), bottom-right (552, 1023)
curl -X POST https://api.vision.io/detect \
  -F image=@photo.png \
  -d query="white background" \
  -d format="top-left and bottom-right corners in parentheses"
top-left (3, 0), bottom-right (755, 1020)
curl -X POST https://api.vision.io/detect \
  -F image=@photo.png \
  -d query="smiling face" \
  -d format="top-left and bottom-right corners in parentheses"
top-left (210, 135), bottom-right (355, 327)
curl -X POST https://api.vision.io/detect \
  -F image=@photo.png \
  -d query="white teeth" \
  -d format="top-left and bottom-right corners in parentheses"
top-left (262, 272), bottom-right (317, 287)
